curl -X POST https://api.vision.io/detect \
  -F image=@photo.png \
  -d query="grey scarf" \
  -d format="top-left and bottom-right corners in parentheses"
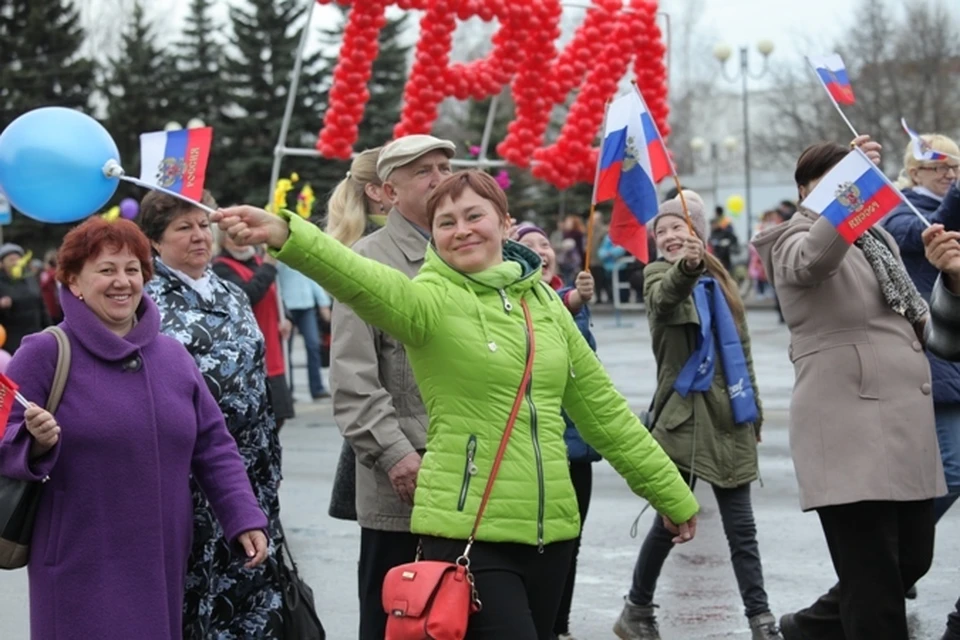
top-left (855, 230), bottom-right (928, 325)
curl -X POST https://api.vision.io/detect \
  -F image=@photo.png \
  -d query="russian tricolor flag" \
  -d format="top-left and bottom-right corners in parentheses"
top-left (901, 117), bottom-right (951, 162)
top-left (800, 149), bottom-right (902, 244)
top-left (808, 54), bottom-right (855, 105)
top-left (594, 89), bottom-right (671, 263)
top-left (139, 127), bottom-right (213, 201)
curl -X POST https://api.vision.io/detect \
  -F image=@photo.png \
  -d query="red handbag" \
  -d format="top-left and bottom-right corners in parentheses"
top-left (382, 299), bottom-right (536, 640)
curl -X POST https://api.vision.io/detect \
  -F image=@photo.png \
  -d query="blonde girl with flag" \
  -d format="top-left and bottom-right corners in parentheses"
top-left (614, 192), bottom-right (782, 640)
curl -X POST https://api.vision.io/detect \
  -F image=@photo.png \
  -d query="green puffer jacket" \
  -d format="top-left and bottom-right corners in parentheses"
top-left (643, 260), bottom-right (763, 489)
top-left (276, 213), bottom-right (699, 546)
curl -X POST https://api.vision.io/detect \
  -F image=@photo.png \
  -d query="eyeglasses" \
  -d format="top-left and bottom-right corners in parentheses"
top-left (918, 164), bottom-right (960, 176)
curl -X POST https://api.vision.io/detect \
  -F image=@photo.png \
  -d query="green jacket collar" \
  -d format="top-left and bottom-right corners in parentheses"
top-left (422, 240), bottom-right (543, 293)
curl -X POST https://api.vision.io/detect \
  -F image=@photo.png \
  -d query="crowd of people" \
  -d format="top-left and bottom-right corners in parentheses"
top-left (0, 124), bottom-right (959, 640)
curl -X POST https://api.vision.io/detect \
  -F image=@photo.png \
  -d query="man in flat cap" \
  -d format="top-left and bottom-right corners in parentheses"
top-left (330, 134), bottom-right (455, 640)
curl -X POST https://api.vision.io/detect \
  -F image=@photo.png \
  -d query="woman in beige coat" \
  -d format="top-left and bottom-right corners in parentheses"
top-left (751, 138), bottom-right (946, 640)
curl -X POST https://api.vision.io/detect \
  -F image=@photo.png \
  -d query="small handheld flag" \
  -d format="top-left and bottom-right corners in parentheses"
top-left (808, 54), bottom-right (855, 105)
top-left (593, 88), bottom-right (671, 264)
top-left (807, 54), bottom-right (859, 138)
top-left (800, 148), bottom-right (909, 243)
top-left (900, 118), bottom-right (960, 162)
top-left (0, 373), bottom-right (30, 440)
top-left (139, 127), bottom-right (213, 201)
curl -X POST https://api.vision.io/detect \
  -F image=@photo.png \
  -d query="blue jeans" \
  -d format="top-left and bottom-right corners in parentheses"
top-left (934, 403), bottom-right (960, 522)
top-left (288, 307), bottom-right (325, 398)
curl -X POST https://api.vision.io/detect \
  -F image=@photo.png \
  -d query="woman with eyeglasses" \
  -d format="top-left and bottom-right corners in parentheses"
top-left (881, 134), bottom-right (960, 582)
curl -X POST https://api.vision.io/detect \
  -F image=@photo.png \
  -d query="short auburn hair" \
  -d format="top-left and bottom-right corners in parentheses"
top-left (426, 171), bottom-right (509, 227)
top-left (57, 217), bottom-right (154, 285)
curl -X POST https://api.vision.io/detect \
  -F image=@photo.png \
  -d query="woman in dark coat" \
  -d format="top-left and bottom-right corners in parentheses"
top-left (0, 218), bottom-right (267, 640)
top-left (881, 134), bottom-right (960, 528)
top-left (139, 190), bottom-right (285, 639)
top-left (0, 243), bottom-right (47, 353)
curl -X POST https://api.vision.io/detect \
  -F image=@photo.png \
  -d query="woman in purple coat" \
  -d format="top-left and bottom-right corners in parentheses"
top-left (0, 218), bottom-right (269, 640)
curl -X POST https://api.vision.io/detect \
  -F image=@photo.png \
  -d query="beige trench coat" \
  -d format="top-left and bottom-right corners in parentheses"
top-left (330, 209), bottom-right (429, 531)
top-left (752, 209), bottom-right (945, 511)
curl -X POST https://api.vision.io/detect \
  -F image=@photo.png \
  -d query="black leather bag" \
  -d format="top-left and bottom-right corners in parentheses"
top-left (272, 526), bottom-right (325, 640)
top-left (0, 327), bottom-right (71, 570)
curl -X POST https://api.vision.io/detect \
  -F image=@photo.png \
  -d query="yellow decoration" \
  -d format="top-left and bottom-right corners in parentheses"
top-left (10, 250), bottom-right (33, 280)
top-left (101, 206), bottom-right (121, 222)
top-left (296, 184), bottom-right (316, 219)
top-left (726, 194), bottom-right (745, 216)
top-left (269, 173), bottom-right (300, 214)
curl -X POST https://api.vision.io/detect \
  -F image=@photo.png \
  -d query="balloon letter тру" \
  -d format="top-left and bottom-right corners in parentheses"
top-left (315, 0), bottom-right (670, 189)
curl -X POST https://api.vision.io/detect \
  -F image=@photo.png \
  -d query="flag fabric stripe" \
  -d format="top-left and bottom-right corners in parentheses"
top-left (0, 372), bottom-right (20, 440)
top-left (609, 197), bottom-right (649, 264)
top-left (801, 149), bottom-right (902, 244)
top-left (163, 132), bottom-right (188, 194)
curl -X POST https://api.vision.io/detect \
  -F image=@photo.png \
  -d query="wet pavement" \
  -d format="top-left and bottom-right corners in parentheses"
top-left (1, 309), bottom-right (958, 639)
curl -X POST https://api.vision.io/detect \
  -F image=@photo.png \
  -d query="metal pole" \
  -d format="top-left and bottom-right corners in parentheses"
top-left (740, 47), bottom-right (753, 238)
top-left (711, 142), bottom-right (719, 210)
top-left (269, 0), bottom-right (318, 209)
top-left (478, 94), bottom-right (501, 162)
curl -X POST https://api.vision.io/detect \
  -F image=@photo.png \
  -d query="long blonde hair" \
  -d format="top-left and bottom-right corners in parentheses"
top-left (325, 147), bottom-right (383, 247)
top-left (895, 133), bottom-right (960, 189)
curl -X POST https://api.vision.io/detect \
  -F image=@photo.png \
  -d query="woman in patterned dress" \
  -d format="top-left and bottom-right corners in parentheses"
top-left (139, 190), bottom-right (284, 639)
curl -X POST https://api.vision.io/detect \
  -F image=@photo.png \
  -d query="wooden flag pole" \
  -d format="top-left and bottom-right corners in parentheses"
top-left (584, 101), bottom-right (613, 271)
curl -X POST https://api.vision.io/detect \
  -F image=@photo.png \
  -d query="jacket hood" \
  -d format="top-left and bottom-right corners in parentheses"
top-left (751, 208), bottom-right (817, 288)
top-left (422, 239), bottom-right (543, 293)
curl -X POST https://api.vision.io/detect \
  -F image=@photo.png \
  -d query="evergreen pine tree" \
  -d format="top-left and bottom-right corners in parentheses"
top-left (102, 1), bottom-right (177, 197)
top-left (174, 0), bottom-right (228, 133)
top-left (219, 0), bottom-right (326, 207)
top-left (0, 0), bottom-right (95, 129)
top-left (0, 0), bottom-right (96, 245)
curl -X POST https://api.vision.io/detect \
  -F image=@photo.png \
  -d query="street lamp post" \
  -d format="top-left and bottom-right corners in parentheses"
top-left (713, 40), bottom-right (774, 238)
top-left (690, 135), bottom-right (739, 209)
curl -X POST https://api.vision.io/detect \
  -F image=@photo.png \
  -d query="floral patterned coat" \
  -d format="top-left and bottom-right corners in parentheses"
top-left (145, 259), bottom-right (284, 639)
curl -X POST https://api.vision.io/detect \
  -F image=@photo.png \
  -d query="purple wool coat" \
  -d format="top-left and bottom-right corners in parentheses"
top-left (0, 290), bottom-right (268, 640)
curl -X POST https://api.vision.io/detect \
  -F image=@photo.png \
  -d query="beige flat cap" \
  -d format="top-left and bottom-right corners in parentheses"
top-left (377, 135), bottom-right (456, 182)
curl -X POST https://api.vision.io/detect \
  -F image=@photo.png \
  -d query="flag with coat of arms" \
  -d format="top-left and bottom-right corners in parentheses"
top-left (139, 127), bottom-right (213, 201)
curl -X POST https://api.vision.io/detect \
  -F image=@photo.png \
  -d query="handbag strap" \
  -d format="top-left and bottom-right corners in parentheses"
top-left (461, 299), bottom-right (536, 560)
top-left (43, 327), bottom-right (70, 414)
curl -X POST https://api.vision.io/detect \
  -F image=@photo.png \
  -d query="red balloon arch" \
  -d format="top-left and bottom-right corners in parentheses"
top-left (316, 0), bottom-right (670, 189)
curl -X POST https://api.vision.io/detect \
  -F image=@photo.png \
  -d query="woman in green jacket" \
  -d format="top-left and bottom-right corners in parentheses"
top-left (213, 171), bottom-right (699, 640)
top-left (614, 195), bottom-right (782, 640)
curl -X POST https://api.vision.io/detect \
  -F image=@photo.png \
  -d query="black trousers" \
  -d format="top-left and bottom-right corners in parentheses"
top-left (358, 527), bottom-right (419, 640)
top-left (554, 462), bottom-right (593, 635)
top-left (421, 535), bottom-right (576, 640)
top-left (948, 596), bottom-right (960, 639)
top-left (790, 499), bottom-right (935, 640)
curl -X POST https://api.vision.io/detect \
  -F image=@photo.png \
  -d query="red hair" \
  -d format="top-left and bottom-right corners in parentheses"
top-left (426, 171), bottom-right (509, 227)
top-left (57, 218), bottom-right (154, 285)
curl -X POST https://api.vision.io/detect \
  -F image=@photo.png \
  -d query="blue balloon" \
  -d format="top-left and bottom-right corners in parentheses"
top-left (0, 107), bottom-right (120, 224)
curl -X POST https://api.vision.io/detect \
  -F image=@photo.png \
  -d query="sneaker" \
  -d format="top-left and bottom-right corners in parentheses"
top-left (750, 612), bottom-right (784, 640)
top-left (613, 599), bottom-right (661, 640)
